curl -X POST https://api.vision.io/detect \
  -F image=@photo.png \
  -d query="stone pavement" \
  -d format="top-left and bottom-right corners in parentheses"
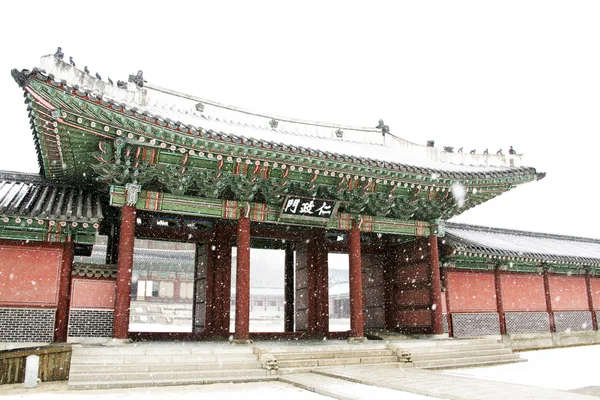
top-left (281, 373), bottom-right (425, 400)
top-left (285, 365), bottom-right (598, 400)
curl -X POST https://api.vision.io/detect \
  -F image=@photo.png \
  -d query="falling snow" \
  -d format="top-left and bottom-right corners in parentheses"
top-left (451, 182), bottom-right (466, 208)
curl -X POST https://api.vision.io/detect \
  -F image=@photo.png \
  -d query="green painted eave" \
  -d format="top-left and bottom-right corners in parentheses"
top-left (110, 185), bottom-right (435, 237)
top-left (443, 254), bottom-right (600, 275)
top-left (22, 77), bottom-right (540, 222)
top-left (0, 216), bottom-right (98, 244)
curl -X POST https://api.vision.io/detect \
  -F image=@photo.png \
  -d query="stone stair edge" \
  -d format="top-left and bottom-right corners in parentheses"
top-left (72, 346), bottom-right (255, 356)
top-left (402, 348), bottom-right (514, 361)
top-left (69, 368), bottom-right (269, 382)
top-left (393, 343), bottom-right (508, 354)
top-left (258, 343), bottom-right (389, 353)
top-left (268, 349), bottom-right (394, 360)
top-left (67, 375), bottom-right (278, 390)
top-left (390, 338), bottom-right (501, 347)
top-left (70, 360), bottom-right (263, 374)
top-left (413, 354), bottom-right (523, 368)
top-left (420, 358), bottom-right (527, 370)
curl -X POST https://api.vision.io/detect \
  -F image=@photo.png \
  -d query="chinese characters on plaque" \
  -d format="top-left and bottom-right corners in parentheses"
top-left (281, 197), bottom-right (335, 219)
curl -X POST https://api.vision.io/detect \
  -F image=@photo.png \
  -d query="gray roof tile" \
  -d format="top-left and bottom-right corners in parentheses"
top-left (0, 171), bottom-right (103, 222)
top-left (445, 222), bottom-right (600, 265)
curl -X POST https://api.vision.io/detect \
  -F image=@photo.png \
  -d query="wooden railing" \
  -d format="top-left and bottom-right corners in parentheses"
top-left (0, 344), bottom-right (71, 384)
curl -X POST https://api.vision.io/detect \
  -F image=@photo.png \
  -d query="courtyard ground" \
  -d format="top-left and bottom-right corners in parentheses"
top-left (0, 344), bottom-right (599, 399)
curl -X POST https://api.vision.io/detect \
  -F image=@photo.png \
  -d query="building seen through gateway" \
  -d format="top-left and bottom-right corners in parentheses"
top-left (1, 52), bottom-right (598, 348)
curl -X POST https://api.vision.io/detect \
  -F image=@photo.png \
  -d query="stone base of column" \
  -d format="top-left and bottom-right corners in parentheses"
top-left (229, 339), bottom-right (253, 345)
top-left (414, 333), bottom-right (449, 340)
top-left (102, 338), bottom-right (133, 346)
top-left (347, 336), bottom-right (368, 343)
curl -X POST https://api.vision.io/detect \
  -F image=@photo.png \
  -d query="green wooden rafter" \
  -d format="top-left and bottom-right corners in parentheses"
top-left (23, 77), bottom-right (539, 227)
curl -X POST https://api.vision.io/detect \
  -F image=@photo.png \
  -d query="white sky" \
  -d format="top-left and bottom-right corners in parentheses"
top-left (1, 1), bottom-right (599, 238)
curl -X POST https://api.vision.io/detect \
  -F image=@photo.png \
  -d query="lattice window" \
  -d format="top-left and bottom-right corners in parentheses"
top-left (505, 312), bottom-right (550, 333)
top-left (442, 313), bottom-right (449, 334)
top-left (451, 313), bottom-right (500, 337)
top-left (554, 311), bottom-right (593, 332)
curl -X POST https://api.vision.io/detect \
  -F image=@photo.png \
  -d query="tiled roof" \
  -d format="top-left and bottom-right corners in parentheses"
top-left (0, 171), bottom-right (103, 222)
top-left (445, 222), bottom-right (600, 265)
top-left (15, 55), bottom-right (544, 180)
top-left (72, 262), bottom-right (116, 279)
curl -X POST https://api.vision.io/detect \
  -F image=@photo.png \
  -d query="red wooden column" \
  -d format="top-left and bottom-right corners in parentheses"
top-left (348, 220), bottom-right (364, 339)
top-left (218, 225), bottom-right (233, 337)
top-left (306, 239), bottom-right (318, 335)
top-left (543, 270), bottom-right (556, 333)
top-left (113, 203), bottom-right (137, 339)
top-left (284, 242), bottom-right (295, 332)
top-left (234, 214), bottom-right (251, 342)
top-left (54, 240), bottom-right (74, 342)
top-left (428, 235), bottom-right (444, 335)
top-left (495, 267), bottom-right (506, 334)
top-left (383, 247), bottom-right (397, 331)
top-left (585, 273), bottom-right (598, 331)
top-left (207, 222), bottom-right (233, 337)
top-left (443, 268), bottom-right (453, 337)
top-left (314, 231), bottom-right (329, 336)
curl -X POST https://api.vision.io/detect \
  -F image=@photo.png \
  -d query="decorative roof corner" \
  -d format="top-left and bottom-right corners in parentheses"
top-left (11, 68), bottom-right (30, 87)
top-left (536, 172), bottom-right (547, 181)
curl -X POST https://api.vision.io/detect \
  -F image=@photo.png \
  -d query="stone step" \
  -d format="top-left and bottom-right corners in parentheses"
top-left (276, 361), bottom-right (408, 376)
top-left (411, 354), bottom-right (523, 369)
top-left (261, 343), bottom-right (388, 353)
top-left (277, 355), bottom-right (398, 369)
top-left (70, 353), bottom-right (258, 365)
top-left (68, 375), bottom-right (275, 390)
top-left (271, 349), bottom-right (394, 360)
top-left (396, 338), bottom-right (500, 348)
top-left (276, 366), bottom-right (316, 375)
top-left (69, 367), bottom-right (269, 382)
top-left (398, 343), bottom-right (507, 354)
top-left (72, 345), bottom-right (254, 356)
top-left (400, 348), bottom-right (513, 362)
top-left (421, 357), bottom-right (527, 370)
top-left (70, 360), bottom-right (262, 373)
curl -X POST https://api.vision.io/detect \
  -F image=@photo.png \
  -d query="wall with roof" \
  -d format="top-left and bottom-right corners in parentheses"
top-left (499, 274), bottom-right (546, 312)
top-left (592, 279), bottom-right (600, 310)
top-left (443, 267), bottom-right (600, 336)
top-left (0, 244), bottom-right (63, 307)
top-left (548, 276), bottom-right (588, 311)
top-left (0, 242), bottom-right (65, 342)
top-left (446, 271), bottom-right (497, 312)
top-left (444, 270), bottom-right (501, 336)
top-left (68, 279), bottom-right (115, 338)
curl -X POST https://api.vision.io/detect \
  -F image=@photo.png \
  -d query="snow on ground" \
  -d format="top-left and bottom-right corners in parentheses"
top-left (0, 380), bottom-right (433, 400)
top-left (0, 382), bottom-right (331, 400)
top-left (446, 344), bottom-right (600, 391)
top-left (2, 345), bottom-right (599, 399)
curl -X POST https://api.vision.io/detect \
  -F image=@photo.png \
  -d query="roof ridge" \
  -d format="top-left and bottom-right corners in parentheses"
top-left (446, 221), bottom-right (600, 244)
top-left (146, 82), bottom-right (381, 133)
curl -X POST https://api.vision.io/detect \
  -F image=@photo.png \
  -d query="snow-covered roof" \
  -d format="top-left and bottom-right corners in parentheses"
top-left (445, 222), bottom-right (600, 265)
top-left (32, 55), bottom-right (538, 177)
top-left (0, 171), bottom-right (103, 223)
